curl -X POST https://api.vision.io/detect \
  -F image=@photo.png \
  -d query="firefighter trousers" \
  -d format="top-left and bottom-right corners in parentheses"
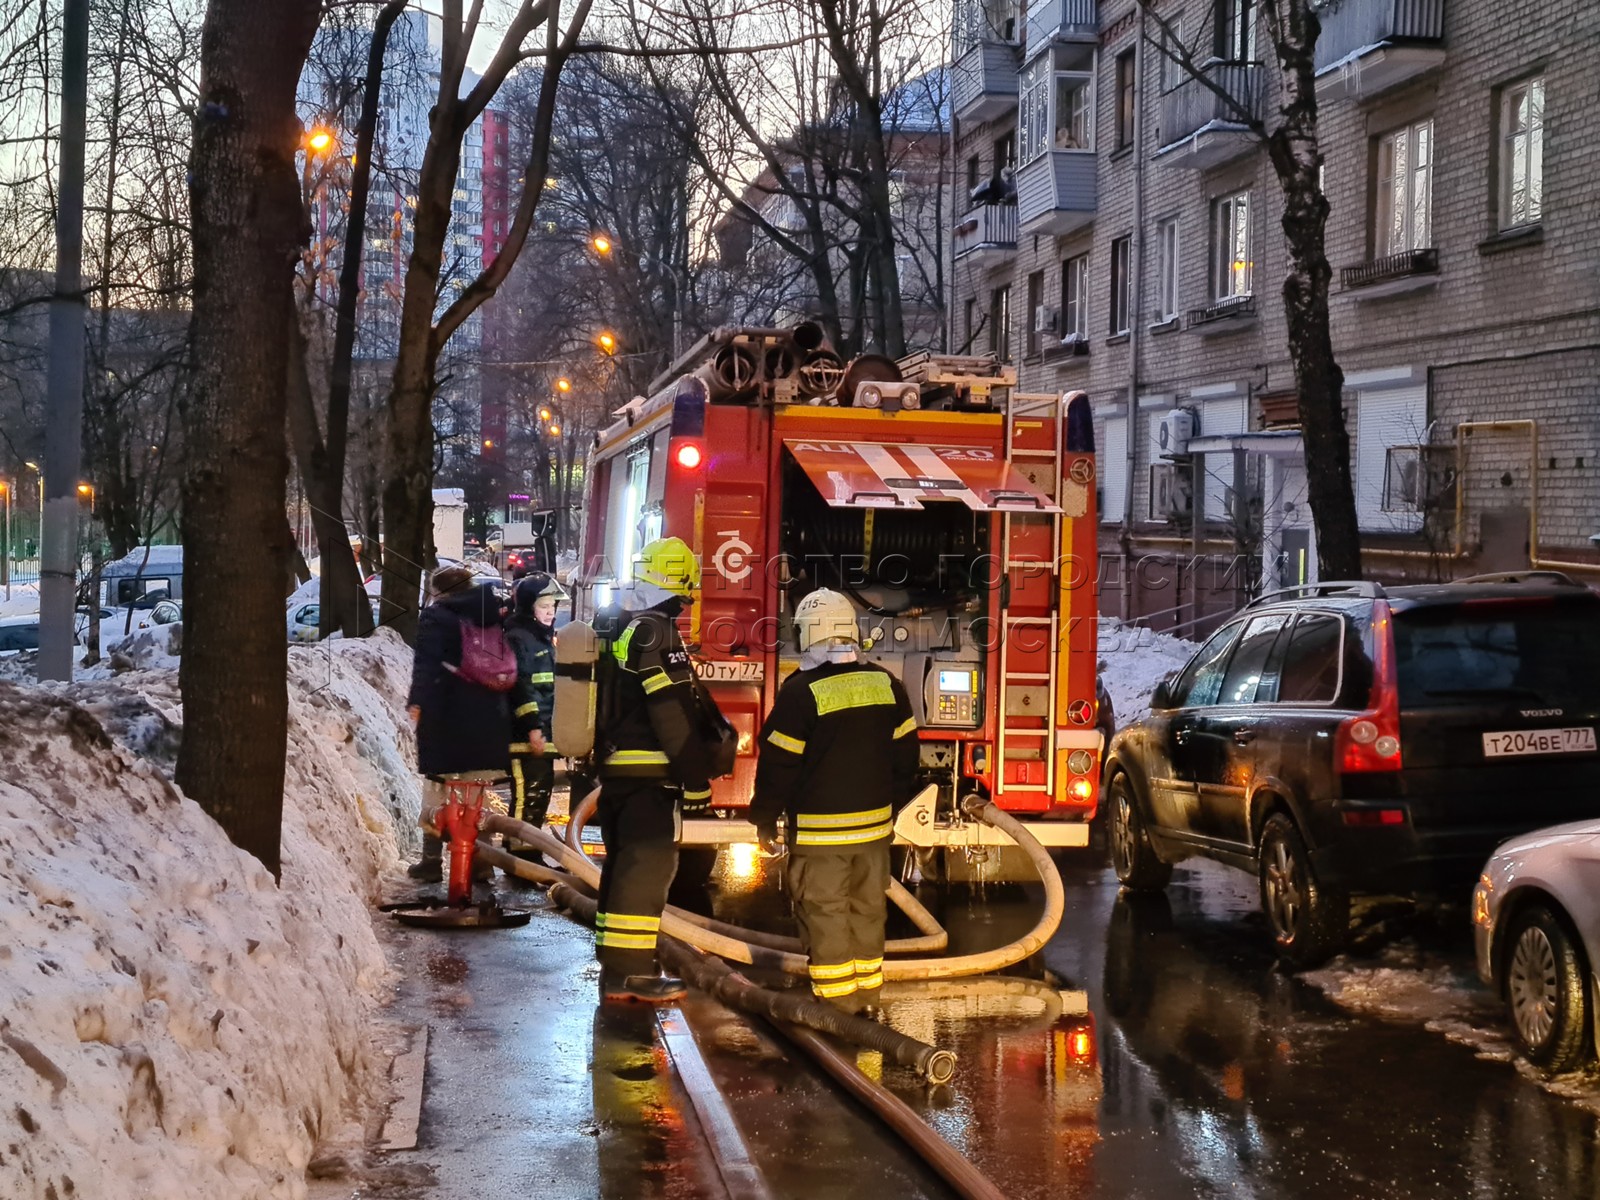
top-left (508, 752), bottom-right (555, 848)
top-left (786, 840), bottom-right (890, 1010)
top-left (595, 780), bottom-right (681, 978)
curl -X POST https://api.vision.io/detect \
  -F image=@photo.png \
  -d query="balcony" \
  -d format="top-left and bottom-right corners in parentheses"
top-left (1023, 0), bottom-right (1098, 55)
top-left (953, 38), bottom-right (1021, 124)
top-left (1155, 62), bottom-right (1262, 170)
top-left (1187, 294), bottom-right (1257, 335)
top-left (953, 203), bottom-right (1018, 267)
top-left (1016, 151), bottom-right (1096, 236)
top-left (1315, 0), bottom-right (1446, 101)
top-left (1340, 247), bottom-right (1439, 299)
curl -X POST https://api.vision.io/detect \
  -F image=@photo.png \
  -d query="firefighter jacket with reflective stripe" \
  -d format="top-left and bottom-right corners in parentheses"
top-left (505, 614), bottom-right (556, 745)
top-left (751, 662), bottom-right (918, 846)
top-left (598, 602), bottom-right (713, 797)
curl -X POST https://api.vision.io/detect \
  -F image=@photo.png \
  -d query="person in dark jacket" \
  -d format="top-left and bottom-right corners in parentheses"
top-left (405, 566), bottom-right (512, 881)
top-left (504, 572), bottom-right (563, 846)
top-left (593, 537), bottom-right (721, 1004)
top-left (750, 588), bottom-right (918, 1016)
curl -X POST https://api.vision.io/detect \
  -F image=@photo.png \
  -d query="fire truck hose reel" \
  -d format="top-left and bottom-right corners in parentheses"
top-left (519, 789), bottom-right (1065, 983)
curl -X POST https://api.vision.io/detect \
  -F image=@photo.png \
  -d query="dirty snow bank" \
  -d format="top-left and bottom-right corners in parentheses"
top-left (0, 629), bottom-right (422, 1200)
top-left (1098, 618), bottom-right (1198, 726)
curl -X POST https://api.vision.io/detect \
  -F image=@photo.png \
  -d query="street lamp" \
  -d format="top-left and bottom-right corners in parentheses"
top-left (0, 479), bottom-right (10, 599)
top-left (306, 127), bottom-right (335, 155)
top-left (597, 331), bottom-right (617, 355)
top-left (590, 232), bottom-right (688, 361)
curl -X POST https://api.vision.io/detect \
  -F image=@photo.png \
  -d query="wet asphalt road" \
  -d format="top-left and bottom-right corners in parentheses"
top-left (347, 851), bottom-right (1600, 1200)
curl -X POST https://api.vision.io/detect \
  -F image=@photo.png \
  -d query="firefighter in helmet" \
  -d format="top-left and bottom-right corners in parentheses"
top-left (593, 536), bottom-right (719, 1003)
top-left (504, 572), bottom-right (563, 853)
top-left (750, 588), bottom-right (919, 1016)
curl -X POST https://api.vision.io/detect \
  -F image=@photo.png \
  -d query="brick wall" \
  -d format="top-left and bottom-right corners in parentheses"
top-left (946, 0), bottom-right (1600, 586)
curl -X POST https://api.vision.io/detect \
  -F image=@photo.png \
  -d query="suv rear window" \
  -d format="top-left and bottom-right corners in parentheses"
top-left (1394, 598), bottom-right (1600, 709)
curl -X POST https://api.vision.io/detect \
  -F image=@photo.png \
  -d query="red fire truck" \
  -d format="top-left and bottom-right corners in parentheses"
top-left (575, 324), bottom-right (1101, 856)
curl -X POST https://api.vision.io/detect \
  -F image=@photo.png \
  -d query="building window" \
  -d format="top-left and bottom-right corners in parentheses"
top-left (1019, 56), bottom-right (1050, 164)
top-left (1376, 118), bottom-right (1433, 257)
top-left (1025, 271), bottom-right (1045, 355)
top-left (1055, 72), bottom-right (1093, 149)
top-left (1211, 191), bottom-right (1252, 301)
top-left (1062, 254), bottom-right (1088, 341)
top-left (1115, 49), bottom-right (1136, 150)
top-left (994, 129), bottom-right (1016, 173)
top-left (1156, 218), bottom-right (1179, 321)
top-left (1498, 75), bottom-right (1544, 229)
top-left (966, 154), bottom-right (982, 196)
top-left (1109, 236), bottom-right (1131, 334)
top-left (1023, 54), bottom-right (1094, 162)
top-left (1216, 0), bottom-right (1257, 61)
top-left (963, 296), bottom-right (978, 351)
top-left (1159, 17), bottom-right (1185, 93)
top-left (990, 285), bottom-right (1012, 362)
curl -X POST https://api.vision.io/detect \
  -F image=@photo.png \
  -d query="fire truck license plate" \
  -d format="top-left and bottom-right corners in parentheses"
top-left (696, 660), bottom-right (765, 684)
top-left (1482, 727), bottom-right (1596, 758)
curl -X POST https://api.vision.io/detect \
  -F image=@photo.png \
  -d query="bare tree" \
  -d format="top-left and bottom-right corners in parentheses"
top-left (180, 0), bottom-right (321, 877)
top-left (630, 0), bottom-right (941, 357)
top-left (1139, 0), bottom-right (1361, 579)
top-left (380, 0), bottom-right (595, 644)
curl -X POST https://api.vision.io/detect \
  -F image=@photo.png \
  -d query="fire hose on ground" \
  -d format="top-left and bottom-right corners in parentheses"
top-left (546, 880), bottom-right (956, 1086)
top-left (501, 787), bottom-right (1067, 982)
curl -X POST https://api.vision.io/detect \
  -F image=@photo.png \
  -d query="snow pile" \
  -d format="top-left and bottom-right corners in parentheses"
top-left (0, 628), bottom-right (422, 1199)
top-left (105, 622), bottom-right (183, 672)
top-left (0, 582), bottom-right (41, 619)
top-left (1098, 618), bottom-right (1198, 725)
top-left (1304, 937), bottom-right (1600, 1113)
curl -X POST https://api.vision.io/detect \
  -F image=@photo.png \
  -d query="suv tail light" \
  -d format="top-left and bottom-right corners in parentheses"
top-left (1337, 599), bottom-right (1403, 773)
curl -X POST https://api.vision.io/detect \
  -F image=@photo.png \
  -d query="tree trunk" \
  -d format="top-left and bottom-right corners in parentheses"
top-left (380, 147), bottom-right (456, 642)
top-left (286, 315), bottom-right (373, 638)
top-left (1262, 0), bottom-right (1361, 580)
top-left (179, 0), bottom-right (320, 880)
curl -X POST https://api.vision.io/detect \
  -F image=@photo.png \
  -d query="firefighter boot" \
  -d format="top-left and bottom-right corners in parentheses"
top-left (600, 969), bottom-right (688, 1005)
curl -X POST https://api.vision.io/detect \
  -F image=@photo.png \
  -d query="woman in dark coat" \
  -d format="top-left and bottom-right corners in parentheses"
top-left (405, 567), bottom-right (512, 879)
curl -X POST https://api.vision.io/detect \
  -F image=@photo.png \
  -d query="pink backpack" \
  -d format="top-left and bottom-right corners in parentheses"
top-left (447, 620), bottom-right (518, 692)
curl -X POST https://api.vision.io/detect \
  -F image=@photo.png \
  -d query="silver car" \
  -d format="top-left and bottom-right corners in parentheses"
top-left (1473, 818), bottom-right (1600, 1071)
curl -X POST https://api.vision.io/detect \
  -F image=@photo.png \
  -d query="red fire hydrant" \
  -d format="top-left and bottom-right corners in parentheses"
top-left (438, 780), bottom-right (489, 906)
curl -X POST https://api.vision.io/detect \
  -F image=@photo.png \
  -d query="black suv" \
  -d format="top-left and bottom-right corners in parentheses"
top-left (1104, 572), bottom-right (1600, 965)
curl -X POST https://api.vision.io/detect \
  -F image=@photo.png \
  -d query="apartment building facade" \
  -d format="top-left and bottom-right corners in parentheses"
top-left (950, 0), bottom-right (1600, 626)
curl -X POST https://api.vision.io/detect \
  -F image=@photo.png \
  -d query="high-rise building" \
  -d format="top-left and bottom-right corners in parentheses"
top-left (298, 10), bottom-right (494, 454)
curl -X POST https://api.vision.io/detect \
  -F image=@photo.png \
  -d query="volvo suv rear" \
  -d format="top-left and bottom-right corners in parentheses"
top-left (1103, 572), bottom-right (1600, 964)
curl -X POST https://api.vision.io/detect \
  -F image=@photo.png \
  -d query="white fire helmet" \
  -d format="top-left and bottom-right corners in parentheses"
top-left (793, 588), bottom-right (860, 653)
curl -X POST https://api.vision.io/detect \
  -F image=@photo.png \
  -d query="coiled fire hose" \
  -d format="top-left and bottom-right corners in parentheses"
top-left (500, 788), bottom-right (1066, 982)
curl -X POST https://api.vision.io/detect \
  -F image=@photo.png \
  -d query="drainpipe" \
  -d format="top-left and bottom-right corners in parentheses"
top-left (1119, 5), bottom-right (1147, 622)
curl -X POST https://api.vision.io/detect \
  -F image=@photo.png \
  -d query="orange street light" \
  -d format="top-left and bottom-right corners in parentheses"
top-left (307, 128), bottom-right (335, 154)
top-left (556, 377), bottom-right (572, 392)
top-left (538, 406), bottom-right (553, 422)
top-left (597, 331), bottom-right (616, 354)
top-left (483, 439), bottom-right (494, 449)
top-left (591, 234), bottom-right (612, 256)
top-left (548, 423), bottom-right (562, 437)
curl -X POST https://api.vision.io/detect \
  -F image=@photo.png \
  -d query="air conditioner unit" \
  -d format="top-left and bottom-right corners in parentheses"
top-left (1033, 305), bottom-right (1059, 334)
top-left (1157, 408), bottom-right (1196, 458)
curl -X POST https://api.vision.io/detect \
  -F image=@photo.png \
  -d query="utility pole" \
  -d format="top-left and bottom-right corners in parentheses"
top-left (39, 0), bottom-right (90, 680)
